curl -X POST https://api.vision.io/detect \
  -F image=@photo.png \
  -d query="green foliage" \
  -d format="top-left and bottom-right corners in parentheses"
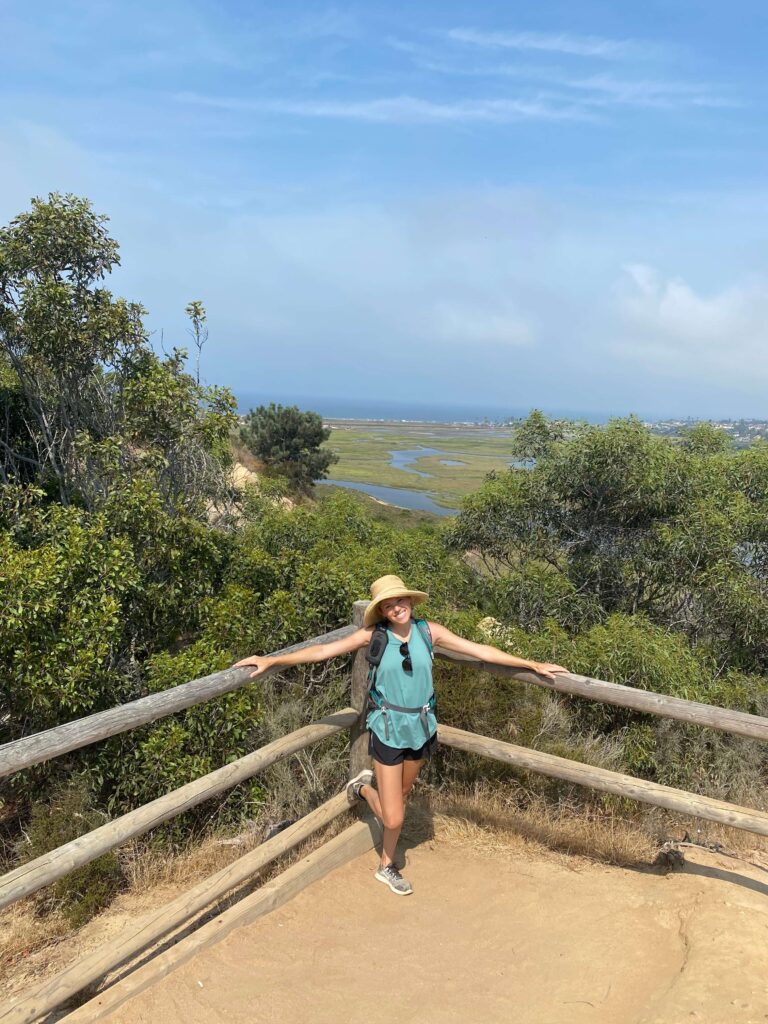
top-left (185, 299), bottom-right (208, 384)
top-left (450, 417), bottom-right (768, 807)
top-left (19, 779), bottom-right (123, 927)
top-left (0, 193), bottom-right (236, 509)
top-left (0, 481), bottom-right (230, 750)
top-left (470, 610), bottom-right (768, 802)
top-left (510, 408), bottom-right (566, 461)
top-left (679, 421), bottom-right (732, 454)
top-left (451, 415), bottom-right (768, 675)
top-left (12, 485), bottom-right (474, 835)
top-left (0, 502), bottom-right (137, 730)
top-left (480, 563), bottom-right (600, 633)
top-left (240, 403), bottom-right (338, 490)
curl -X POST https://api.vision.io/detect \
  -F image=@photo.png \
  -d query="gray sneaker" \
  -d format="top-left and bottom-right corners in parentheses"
top-left (346, 769), bottom-right (374, 805)
top-left (375, 863), bottom-right (413, 895)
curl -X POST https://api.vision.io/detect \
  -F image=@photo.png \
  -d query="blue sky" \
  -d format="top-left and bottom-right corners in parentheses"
top-left (2, 1), bottom-right (768, 418)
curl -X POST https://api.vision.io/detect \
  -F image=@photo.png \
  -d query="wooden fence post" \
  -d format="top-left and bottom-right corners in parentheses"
top-left (349, 600), bottom-right (371, 778)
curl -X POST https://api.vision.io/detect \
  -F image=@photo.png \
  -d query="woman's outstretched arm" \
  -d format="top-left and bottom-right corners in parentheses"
top-left (427, 622), bottom-right (568, 681)
top-left (233, 628), bottom-right (371, 679)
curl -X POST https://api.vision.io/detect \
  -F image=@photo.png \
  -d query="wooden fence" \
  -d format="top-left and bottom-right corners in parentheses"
top-left (2, 598), bottom-right (767, 1024)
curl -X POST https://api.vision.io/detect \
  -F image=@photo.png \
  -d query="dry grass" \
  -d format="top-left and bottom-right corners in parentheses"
top-left (121, 828), bottom-right (262, 894)
top-left (229, 440), bottom-right (264, 475)
top-left (404, 782), bottom-right (768, 871)
top-left (403, 785), bottom-right (655, 868)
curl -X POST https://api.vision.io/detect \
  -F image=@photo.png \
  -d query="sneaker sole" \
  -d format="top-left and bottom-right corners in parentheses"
top-left (375, 869), bottom-right (413, 895)
top-left (346, 770), bottom-right (374, 804)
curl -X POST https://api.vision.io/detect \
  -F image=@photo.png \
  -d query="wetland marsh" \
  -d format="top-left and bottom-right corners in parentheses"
top-left (322, 419), bottom-right (517, 511)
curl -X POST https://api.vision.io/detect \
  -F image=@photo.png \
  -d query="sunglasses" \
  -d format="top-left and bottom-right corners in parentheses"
top-left (399, 641), bottom-right (412, 672)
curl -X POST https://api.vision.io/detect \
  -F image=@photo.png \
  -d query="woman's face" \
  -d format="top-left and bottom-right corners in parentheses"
top-left (380, 596), bottom-right (412, 626)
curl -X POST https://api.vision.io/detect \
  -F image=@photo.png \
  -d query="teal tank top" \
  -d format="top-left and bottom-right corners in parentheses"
top-left (366, 622), bottom-right (437, 749)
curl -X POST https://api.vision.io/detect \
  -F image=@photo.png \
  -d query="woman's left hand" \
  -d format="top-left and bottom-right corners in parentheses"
top-left (528, 661), bottom-right (569, 681)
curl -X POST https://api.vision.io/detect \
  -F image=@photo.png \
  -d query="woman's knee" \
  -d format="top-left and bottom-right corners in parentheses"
top-left (381, 807), bottom-right (405, 831)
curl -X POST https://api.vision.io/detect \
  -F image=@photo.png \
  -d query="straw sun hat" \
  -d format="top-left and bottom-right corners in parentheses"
top-left (364, 575), bottom-right (428, 628)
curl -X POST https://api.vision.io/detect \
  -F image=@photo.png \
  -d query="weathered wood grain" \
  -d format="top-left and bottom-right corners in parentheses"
top-left (439, 724), bottom-right (768, 837)
top-left (0, 624), bottom-right (357, 780)
top-left (348, 600), bottom-right (371, 777)
top-left (0, 709), bottom-right (357, 912)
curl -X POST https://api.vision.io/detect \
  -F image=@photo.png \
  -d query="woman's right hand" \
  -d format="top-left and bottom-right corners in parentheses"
top-left (233, 655), bottom-right (274, 679)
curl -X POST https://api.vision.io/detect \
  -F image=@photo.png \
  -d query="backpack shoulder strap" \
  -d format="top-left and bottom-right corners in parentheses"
top-left (371, 621), bottom-right (388, 646)
top-left (413, 618), bottom-right (433, 660)
top-left (361, 622), bottom-right (388, 720)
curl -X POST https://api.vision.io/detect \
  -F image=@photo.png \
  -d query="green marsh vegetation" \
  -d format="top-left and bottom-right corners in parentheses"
top-left (324, 422), bottom-right (519, 507)
top-left (1, 195), bottom-right (766, 930)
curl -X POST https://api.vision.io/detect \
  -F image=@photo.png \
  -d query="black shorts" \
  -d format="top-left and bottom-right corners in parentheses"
top-left (368, 730), bottom-right (437, 766)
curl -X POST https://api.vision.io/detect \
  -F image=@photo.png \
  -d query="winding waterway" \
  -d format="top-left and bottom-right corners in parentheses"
top-left (388, 447), bottom-right (442, 477)
top-left (317, 480), bottom-right (456, 516)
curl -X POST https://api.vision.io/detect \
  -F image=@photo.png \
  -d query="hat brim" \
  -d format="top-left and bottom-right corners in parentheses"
top-left (363, 588), bottom-right (428, 627)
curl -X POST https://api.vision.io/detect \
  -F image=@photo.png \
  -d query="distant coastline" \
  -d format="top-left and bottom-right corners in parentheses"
top-left (233, 392), bottom-right (609, 425)
top-left (234, 392), bottom-right (768, 442)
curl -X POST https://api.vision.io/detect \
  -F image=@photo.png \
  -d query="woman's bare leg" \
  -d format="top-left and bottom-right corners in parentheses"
top-left (372, 761), bottom-right (405, 866)
top-left (401, 758), bottom-right (424, 800)
top-left (358, 778), bottom-right (383, 820)
top-left (358, 758), bottom-right (425, 866)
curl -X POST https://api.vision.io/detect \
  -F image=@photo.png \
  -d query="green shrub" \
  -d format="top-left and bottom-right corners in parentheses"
top-left (19, 780), bottom-right (123, 927)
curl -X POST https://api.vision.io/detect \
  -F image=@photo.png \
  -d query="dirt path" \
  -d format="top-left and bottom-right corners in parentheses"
top-left (70, 836), bottom-right (768, 1024)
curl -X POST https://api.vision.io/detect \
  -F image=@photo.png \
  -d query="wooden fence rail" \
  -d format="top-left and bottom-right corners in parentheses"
top-left (434, 649), bottom-right (768, 743)
top-left (60, 818), bottom-right (381, 1024)
top-left (0, 709), bottom-right (357, 912)
top-left (439, 723), bottom-right (768, 838)
top-left (0, 625), bottom-right (357, 780)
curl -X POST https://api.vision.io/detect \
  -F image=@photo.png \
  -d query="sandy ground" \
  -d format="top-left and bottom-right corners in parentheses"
top-left (70, 835), bottom-right (768, 1024)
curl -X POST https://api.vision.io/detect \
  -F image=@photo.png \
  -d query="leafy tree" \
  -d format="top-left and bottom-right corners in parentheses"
top-left (679, 421), bottom-right (732, 455)
top-left (0, 480), bottom-right (230, 743)
top-left (0, 194), bottom-right (239, 815)
top-left (240, 402), bottom-right (338, 490)
top-left (0, 193), bottom-right (236, 510)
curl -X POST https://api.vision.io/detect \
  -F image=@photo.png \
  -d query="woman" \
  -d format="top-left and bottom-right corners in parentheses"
top-left (234, 574), bottom-right (568, 896)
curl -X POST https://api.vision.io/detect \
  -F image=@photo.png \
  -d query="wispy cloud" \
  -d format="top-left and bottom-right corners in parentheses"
top-left (447, 28), bottom-right (651, 60)
top-left (404, 60), bottom-right (732, 111)
top-left (562, 74), bottom-right (736, 110)
top-left (175, 92), bottom-right (596, 124)
top-left (386, 32), bottom-right (730, 113)
top-left (286, 8), bottom-right (362, 41)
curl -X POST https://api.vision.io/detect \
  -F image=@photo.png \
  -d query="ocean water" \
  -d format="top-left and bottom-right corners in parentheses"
top-left (235, 392), bottom-right (607, 424)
